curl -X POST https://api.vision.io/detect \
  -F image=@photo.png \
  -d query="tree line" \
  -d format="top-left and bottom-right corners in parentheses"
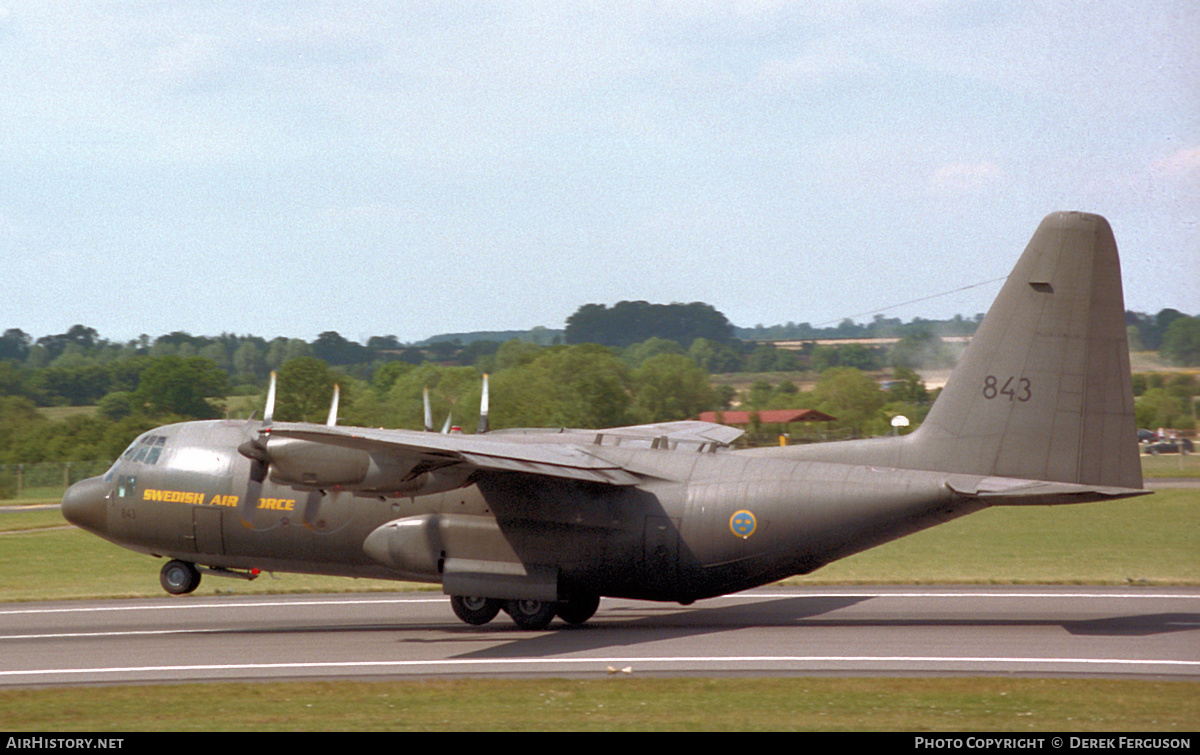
top-left (1, 304), bottom-right (1195, 470)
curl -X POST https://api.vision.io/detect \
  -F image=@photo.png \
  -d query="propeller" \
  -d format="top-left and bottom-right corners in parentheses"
top-left (234, 372), bottom-right (276, 529)
top-left (263, 370), bottom-right (276, 425)
top-left (423, 374), bottom-right (488, 434)
top-left (477, 374), bottom-right (490, 434)
top-left (326, 384), bottom-right (340, 427)
top-left (235, 372), bottom-right (342, 531)
top-left (237, 371), bottom-right (276, 483)
top-left (425, 385), bottom-right (455, 434)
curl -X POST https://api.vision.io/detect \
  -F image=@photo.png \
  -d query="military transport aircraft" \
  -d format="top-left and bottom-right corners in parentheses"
top-left (62, 212), bottom-right (1148, 629)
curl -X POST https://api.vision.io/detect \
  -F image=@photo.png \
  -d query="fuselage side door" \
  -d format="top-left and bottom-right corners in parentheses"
top-left (193, 507), bottom-right (225, 555)
top-left (642, 515), bottom-right (679, 595)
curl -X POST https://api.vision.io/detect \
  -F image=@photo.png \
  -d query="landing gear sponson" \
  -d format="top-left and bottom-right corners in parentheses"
top-left (450, 594), bottom-right (601, 629)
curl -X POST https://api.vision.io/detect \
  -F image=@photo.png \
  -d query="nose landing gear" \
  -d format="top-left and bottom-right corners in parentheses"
top-left (159, 560), bottom-right (201, 595)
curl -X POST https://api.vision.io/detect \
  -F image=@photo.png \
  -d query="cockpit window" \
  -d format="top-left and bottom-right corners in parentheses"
top-left (120, 435), bottom-right (169, 465)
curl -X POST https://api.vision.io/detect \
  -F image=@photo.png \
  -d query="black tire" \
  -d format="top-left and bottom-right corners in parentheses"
top-left (556, 594), bottom-right (600, 625)
top-left (504, 599), bottom-right (557, 630)
top-left (160, 560), bottom-right (201, 595)
top-left (450, 595), bottom-right (502, 626)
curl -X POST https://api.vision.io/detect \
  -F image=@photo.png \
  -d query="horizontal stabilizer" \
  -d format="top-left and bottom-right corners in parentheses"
top-left (945, 476), bottom-right (1150, 506)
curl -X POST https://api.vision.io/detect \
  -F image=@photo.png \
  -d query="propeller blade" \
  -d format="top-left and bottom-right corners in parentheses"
top-left (441, 411), bottom-right (452, 434)
top-left (477, 374), bottom-right (490, 434)
top-left (264, 371), bottom-right (277, 426)
top-left (423, 387), bottom-right (433, 432)
top-left (326, 384), bottom-right (340, 427)
top-left (235, 371), bottom-right (277, 528)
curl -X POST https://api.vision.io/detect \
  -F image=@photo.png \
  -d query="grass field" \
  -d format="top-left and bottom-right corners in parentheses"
top-left (1, 677), bottom-right (1195, 732)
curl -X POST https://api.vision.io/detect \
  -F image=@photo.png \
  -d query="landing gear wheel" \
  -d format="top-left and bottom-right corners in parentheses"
top-left (556, 594), bottom-right (600, 625)
top-left (450, 595), bottom-right (502, 626)
top-left (160, 560), bottom-right (201, 595)
top-left (504, 599), bottom-right (557, 630)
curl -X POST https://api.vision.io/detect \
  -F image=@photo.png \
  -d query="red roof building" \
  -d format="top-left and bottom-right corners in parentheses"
top-left (697, 409), bottom-right (836, 425)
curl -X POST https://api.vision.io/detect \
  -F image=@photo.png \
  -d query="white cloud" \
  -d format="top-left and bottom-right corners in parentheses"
top-left (753, 42), bottom-right (877, 92)
top-left (929, 162), bottom-right (1006, 194)
top-left (1153, 146), bottom-right (1200, 179)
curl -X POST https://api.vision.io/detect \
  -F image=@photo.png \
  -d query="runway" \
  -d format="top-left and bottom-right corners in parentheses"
top-left (1, 586), bottom-right (1196, 686)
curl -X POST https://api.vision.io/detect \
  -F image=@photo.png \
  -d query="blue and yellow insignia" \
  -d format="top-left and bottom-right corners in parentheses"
top-left (729, 509), bottom-right (756, 539)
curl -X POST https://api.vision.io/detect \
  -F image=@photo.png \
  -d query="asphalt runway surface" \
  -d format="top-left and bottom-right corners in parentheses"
top-left (1, 586), bottom-right (1196, 686)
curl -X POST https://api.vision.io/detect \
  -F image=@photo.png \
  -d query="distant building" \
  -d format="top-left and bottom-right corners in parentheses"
top-left (697, 409), bottom-right (836, 426)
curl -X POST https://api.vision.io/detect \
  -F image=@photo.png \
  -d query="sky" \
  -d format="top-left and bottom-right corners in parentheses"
top-left (1, 1), bottom-right (1196, 345)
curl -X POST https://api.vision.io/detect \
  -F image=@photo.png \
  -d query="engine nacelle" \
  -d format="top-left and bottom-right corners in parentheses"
top-left (263, 437), bottom-right (474, 495)
top-left (266, 437), bottom-right (373, 487)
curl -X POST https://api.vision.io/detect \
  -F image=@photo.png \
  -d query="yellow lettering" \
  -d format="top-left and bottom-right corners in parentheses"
top-left (142, 489), bottom-right (211, 505)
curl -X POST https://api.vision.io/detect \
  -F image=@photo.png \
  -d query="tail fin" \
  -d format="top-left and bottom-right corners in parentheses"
top-left (910, 211), bottom-right (1141, 489)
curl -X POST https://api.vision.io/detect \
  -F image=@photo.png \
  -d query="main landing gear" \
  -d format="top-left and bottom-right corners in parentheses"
top-left (449, 594), bottom-right (601, 629)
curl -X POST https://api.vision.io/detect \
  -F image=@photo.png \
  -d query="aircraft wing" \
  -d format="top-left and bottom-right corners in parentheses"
top-left (594, 420), bottom-right (745, 446)
top-left (261, 423), bottom-right (665, 487)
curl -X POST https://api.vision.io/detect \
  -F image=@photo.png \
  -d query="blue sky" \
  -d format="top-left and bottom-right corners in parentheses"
top-left (1, 1), bottom-right (1196, 344)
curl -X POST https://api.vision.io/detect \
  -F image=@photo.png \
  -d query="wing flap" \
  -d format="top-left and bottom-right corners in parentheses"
top-left (597, 420), bottom-right (744, 447)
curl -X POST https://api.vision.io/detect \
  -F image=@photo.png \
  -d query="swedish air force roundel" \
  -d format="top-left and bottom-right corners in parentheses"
top-left (729, 510), bottom-right (756, 539)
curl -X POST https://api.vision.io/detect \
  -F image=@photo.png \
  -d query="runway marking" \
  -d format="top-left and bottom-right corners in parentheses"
top-left (0, 597), bottom-right (445, 616)
top-left (0, 629), bottom-right (221, 640)
top-left (2, 655), bottom-right (1197, 680)
top-left (1, 589), bottom-right (1195, 617)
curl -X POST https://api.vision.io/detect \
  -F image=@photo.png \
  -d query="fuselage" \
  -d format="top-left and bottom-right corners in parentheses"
top-left (63, 418), bottom-right (982, 603)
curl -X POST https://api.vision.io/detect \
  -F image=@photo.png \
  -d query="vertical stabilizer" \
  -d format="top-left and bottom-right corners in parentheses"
top-left (911, 212), bottom-right (1141, 488)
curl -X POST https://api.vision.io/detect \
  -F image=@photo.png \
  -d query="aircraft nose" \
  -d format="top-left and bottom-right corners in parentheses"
top-left (61, 476), bottom-right (110, 534)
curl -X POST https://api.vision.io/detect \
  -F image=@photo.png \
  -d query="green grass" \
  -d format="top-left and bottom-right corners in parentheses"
top-left (34, 405), bottom-right (98, 421)
top-left (0, 677), bottom-right (1195, 731)
top-left (0, 506), bottom-right (68, 533)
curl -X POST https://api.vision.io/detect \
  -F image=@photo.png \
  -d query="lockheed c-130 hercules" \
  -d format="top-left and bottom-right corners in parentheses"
top-left (62, 212), bottom-right (1148, 629)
